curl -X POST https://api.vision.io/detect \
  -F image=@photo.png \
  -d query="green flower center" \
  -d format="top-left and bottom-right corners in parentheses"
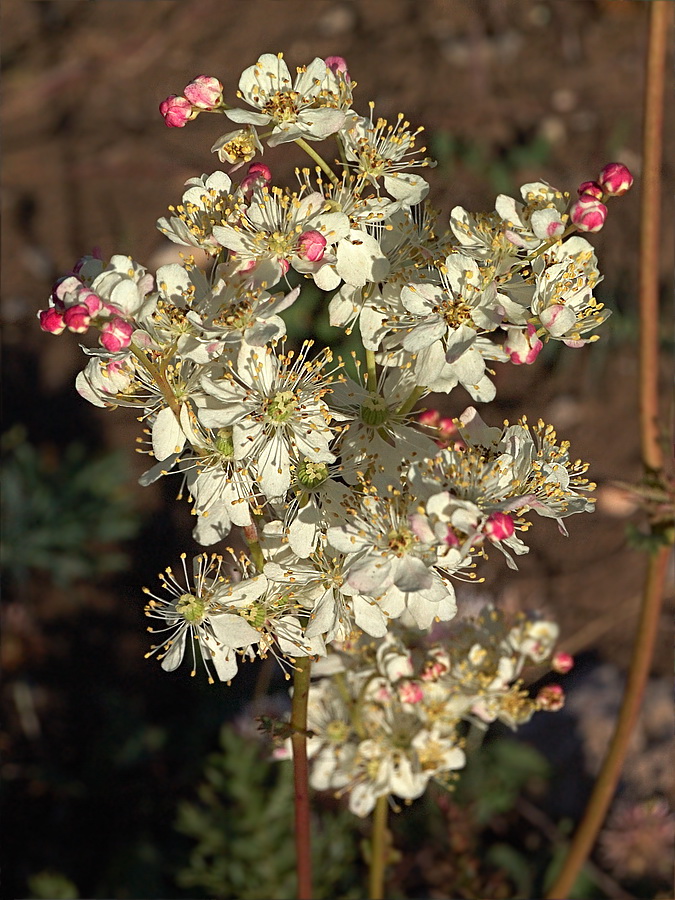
top-left (387, 527), bottom-right (414, 556)
top-left (297, 460), bottom-right (329, 488)
top-left (326, 720), bottom-right (350, 744)
top-left (215, 428), bottom-right (234, 458)
top-left (266, 390), bottom-right (298, 423)
top-left (361, 395), bottom-right (389, 427)
top-left (176, 592), bottom-right (207, 625)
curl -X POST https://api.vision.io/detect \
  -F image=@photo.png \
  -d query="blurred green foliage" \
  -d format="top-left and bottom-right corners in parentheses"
top-left (1, 425), bottom-right (140, 587)
top-left (429, 131), bottom-right (551, 195)
top-left (175, 726), bottom-right (362, 899)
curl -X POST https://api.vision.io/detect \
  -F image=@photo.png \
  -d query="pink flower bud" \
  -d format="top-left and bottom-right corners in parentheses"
top-left (577, 180), bottom-right (604, 199)
top-left (552, 652), bottom-right (574, 674)
top-left (100, 317), bottom-right (133, 352)
top-left (239, 162), bottom-right (272, 194)
top-left (38, 307), bottom-right (66, 334)
top-left (77, 288), bottom-right (103, 315)
top-left (297, 230), bottom-right (327, 262)
top-left (442, 527), bottom-right (460, 548)
top-left (536, 684), bottom-right (565, 711)
top-left (183, 75), bottom-right (223, 110)
top-left (159, 95), bottom-right (193, 128)
top-left (398, 681), bottom-right (424, 704)
top-left (324, 56), bottom-right (351, 81)
top-left (597, 162), bottom-right (633, 196)
top-left (418, 409), bottom-right (440, 427)
top-left (63, 304), bottom-right (91, 334)
top-left (504, 323), bottom-right (544, 365)
top-left (570, 193), bottom-right (608, 232)
top-left (484, 512), bottom-right (515, 542)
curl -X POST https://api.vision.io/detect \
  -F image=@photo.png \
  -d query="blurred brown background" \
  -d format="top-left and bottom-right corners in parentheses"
top-left (2, 2), bottom-right (673, 898)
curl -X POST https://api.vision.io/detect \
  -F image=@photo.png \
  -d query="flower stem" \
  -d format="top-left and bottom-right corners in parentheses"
top-left (290, 656), bottom-right (313, 900)
top-left (368, 794), bottom-right (389, 900)
top-left (365, 349), bottom-right (378, 393)
top-left (294, 137), bottom-right (340, 186)
top-left (546, 3), bottom-right (674, 895)
top-left (397, 384), bottom-right (427, 416)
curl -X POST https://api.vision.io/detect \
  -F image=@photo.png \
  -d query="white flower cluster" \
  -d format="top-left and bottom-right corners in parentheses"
top-left (38, 52), bottom-right (619, 697)
top-left (274, 608), bottom-right (561, 816)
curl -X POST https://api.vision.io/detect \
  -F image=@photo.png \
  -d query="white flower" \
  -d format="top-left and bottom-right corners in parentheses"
top-left (328, 366), bottom-right (438, 479)
top-left (212, 185), bottom-right (350, 287)
top-left (226, 53), bottom-right (348, 146)
top-left (197, 341), bottom-right (338, 500)
top-left (530, 236), bottom-right (609, 346)
top-left (143, 553), bottom-right (261, 683)
top-left (342, 105), bottom-right (436, 204)
top-left (156, 171), bottom-right (239, 254)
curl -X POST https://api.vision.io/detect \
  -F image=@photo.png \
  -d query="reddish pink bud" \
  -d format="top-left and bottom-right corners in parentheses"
top-left (159, 95), bottom-right (193, 127)
top-left (183, 75), bottom-right (223, 110)
top-left (570, 193), bottom-right (608, 232)
top-left (443, 527), bottom-right (460, 548)
top-left (77, 288), bottom-right (103, 316)
top-left (597, 162), bottom-right (633, 196)
top-left (504, 323), bottom-right (544, 365)
top-left (100, 317), bottom-right (133, 352)
top-left (278, 259), bottom-right (290, 276)
top-left (484, 512), bottom-right (515, 542)
top-left (552, 652), bottom-right (574, 674)
top-left (297, 230), bottom-right (327, 262)
top-left (39, 307), bottom-right (66, 334)
top-left (418, 409), bottom-right (440, 427)
top-left (63, 304), bottom-right (91, 334)
top-left (536, 684), bottom-right (565, 711)
top-left (577, 180), bottom-right (604, 199)
top-left (240, 162), bottom-right (272, 194)
top-left (398, 681), bottom-right (424, 704)
top-left (325, 55), bottom-right (351, 81)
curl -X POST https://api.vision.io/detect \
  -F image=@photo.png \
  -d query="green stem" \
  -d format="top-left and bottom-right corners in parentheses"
top-left (368, 794), bottom-right (389, 900)
top-left (397, 384), bottom-right (427, 416)
top-left (294, 137), bottom-right (340, 185)
top-left (290, 656), bottom-right (313, 900)
top-left (365, 349), bottom-right (378, 393)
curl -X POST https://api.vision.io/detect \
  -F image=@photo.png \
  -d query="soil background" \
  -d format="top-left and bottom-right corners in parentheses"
top-left (1, 2), bottom-right (674, 899)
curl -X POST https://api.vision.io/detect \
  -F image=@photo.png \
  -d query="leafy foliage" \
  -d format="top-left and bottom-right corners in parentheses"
top-left (175, 726), bottom-right (362, 899)
top-left (1, 425), bottom-right (139, 587)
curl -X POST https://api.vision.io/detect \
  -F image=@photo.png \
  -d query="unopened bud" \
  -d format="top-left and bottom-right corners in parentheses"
top-left (418, 409), bottom-right (440, 427)
top-left (324, 56), bottom-right (351, 81)
top-left (536, 684), bottom-right (565, 711)
top-left (576, 180), bottom-right (603, 199)
top-left (297, 230), bottom-right (327, 262)
top-left (38, 307), bottom-right (66, 334)
top-left (398, 681), bottom-right (424, 704)
top-left (100, 317), bottom-right (134, 352)
top-left (239, 162), bottom-right (272, 195)
top-left (484, 512), bottom-right (515, 542)
top-left (183, 75), bottom-right (223, 110)
top-left (77, 288), bottom-right (103, 316)
top-left (159, 95), bottom-right (194, 128)
top-left (570, 193), bottom-right (608, 232)
top-left (597, 162), bottom-right (633, 197)
top-left (552, 652), bottom-right (574, 674)
top-left (63, 304), bottom-right (91, 334)
top-left (504, 323), bottom-right (543, 365)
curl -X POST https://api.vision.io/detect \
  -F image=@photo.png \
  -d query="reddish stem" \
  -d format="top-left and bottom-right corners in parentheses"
top-left (290, 656), bottom-right (313, 900)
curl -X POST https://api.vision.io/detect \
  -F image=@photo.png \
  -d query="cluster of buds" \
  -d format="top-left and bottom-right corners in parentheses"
top-left (274, 608), bottom-right (567, 816)
top-left (569, 161), bottom-right (634, 233)
top-left (160, 75), bottom-right (225, 127)
top-left (37, 50), bottom-right (628, 816)
top-left (38, 255), bottom-right (153, 353)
